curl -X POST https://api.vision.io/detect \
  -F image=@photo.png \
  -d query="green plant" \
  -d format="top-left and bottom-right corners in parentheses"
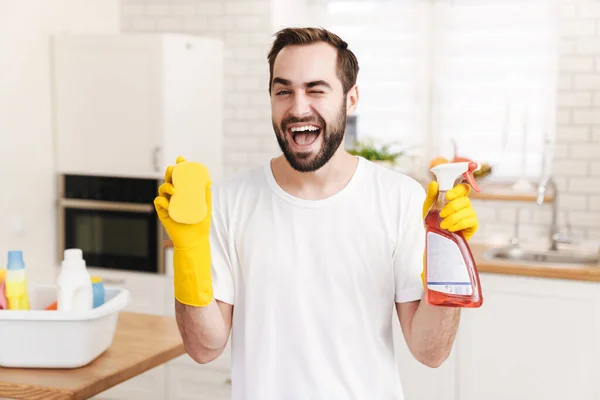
top-left (347, 138), bottom-right (404, 163)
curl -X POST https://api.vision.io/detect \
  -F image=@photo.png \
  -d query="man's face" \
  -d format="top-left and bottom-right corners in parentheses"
top-left (270, 42), bottom-right (351, 172)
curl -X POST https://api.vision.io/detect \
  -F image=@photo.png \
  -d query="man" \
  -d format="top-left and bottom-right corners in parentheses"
top-left (155, 27), bottom-right (479, 399)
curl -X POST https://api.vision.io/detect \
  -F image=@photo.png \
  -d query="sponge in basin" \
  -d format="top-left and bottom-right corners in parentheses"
top-left (169, 161), bottom-right (211, 224)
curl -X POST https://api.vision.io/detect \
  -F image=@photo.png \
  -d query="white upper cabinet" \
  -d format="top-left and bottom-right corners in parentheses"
top-left (51, 33), bottom-right (223, 181)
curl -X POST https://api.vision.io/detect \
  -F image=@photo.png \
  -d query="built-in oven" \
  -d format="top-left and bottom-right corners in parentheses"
top-left (57, 174), bottom-right (164, 274)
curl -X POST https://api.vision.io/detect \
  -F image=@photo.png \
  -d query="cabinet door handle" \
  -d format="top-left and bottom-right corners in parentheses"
top-left (153, 147), bottom-right (160, 172)
top-left (225, 377), bottom-right (232, 385)
top-left (103, 278), bottom-right (125, 285)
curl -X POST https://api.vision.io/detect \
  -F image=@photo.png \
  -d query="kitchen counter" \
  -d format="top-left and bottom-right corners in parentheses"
top-left (471, 243), bottom-right (600, 282)
top-left (164, 241), bottom-right (600, 282)
top-left (0, 312), bottom-right (185, 400)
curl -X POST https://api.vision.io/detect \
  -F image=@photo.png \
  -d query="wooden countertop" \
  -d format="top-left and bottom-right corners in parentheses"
top-left (414, 177), bottom-right (553, 203)
top-left (471, 243), bottom-right (600, 283)
top-left (469, 182), bottom-right (552, 203)
top-left (0, 312), bottom-right (185, 400)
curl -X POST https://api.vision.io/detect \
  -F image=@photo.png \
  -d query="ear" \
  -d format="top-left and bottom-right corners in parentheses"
top-left (345, 84), bottom-right (359, 115)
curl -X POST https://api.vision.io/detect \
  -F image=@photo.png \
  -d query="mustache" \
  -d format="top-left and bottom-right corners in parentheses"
top-left (281, 115), bottom-right (325, 131)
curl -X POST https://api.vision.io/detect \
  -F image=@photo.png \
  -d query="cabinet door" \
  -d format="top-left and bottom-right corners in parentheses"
top-left (167, 364), bottom-right (232, 400)
top-left (456, 273), bottom-right (600, 400)
top-left (393, 312), bottom-right (456, 400)
top-left (164, 257), bottom-right (233, 400)
top-left (52, 34), bottom-right (162, 178)
top-left (87, 268), bottom-right (166, 315)
top-left (161, 36), bottom-right (224, 182)
top-left (92, 366), bottom-right (166, 400)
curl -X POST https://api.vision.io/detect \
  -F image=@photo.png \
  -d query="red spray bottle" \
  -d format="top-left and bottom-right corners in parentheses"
top-left (424, 161), bottom-right (483, 308)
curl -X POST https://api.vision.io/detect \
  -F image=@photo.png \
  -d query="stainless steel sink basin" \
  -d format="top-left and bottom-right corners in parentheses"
top-left (484, 246), bottom-right (600, 265)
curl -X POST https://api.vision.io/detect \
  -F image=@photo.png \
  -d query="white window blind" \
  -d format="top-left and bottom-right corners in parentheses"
top-left (430, 0), bottom-right (559, 179)
top-left (306, 0), bottom-right (429, 152)
top-left (302, 0), bottom-right (558, 179)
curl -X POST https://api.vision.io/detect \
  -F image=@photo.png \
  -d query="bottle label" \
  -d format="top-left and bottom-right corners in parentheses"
top-left (427, 232), bottom-right (473, 295)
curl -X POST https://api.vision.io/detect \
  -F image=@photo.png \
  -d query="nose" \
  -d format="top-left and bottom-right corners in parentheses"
top-left (290, 92), bottom-right (312, 118)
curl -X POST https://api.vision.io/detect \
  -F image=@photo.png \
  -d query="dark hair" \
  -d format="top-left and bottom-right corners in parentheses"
top-left (267, 27), bottom-right (359, 95)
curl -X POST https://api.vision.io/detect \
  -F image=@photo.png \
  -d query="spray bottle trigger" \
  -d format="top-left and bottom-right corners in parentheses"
top-left (462, 162), bottom-right (481, 192)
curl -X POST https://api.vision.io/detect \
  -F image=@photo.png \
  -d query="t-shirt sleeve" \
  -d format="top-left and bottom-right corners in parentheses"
top-left (210, 203), bottom-right (235, 305)
top-left (393, 181), bottom-right (426, 303)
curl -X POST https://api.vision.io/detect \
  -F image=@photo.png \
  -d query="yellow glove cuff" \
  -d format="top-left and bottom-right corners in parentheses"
top-left (173, 238), bottom-right (213, 307)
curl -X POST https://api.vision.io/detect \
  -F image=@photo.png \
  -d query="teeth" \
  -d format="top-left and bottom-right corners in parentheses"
top-left (290, 125), bottom-right (319, 132)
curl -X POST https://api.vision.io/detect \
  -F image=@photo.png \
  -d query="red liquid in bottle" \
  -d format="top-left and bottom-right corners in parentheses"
top-left (424, 198), bottom-right (483, 308)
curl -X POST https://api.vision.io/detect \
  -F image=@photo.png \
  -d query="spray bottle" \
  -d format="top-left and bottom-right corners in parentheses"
top-left (424, 162), bottom-right (483, 308)
top-left (5, 250), bottom-right (30, 310)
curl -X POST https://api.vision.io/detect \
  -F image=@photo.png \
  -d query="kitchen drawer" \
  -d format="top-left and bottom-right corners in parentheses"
top-left (92, 365), bottom-right (166, 400)
top-left (88, 268), bottom-right (166, 316)
top-left (167, 364), bottom-right (231, 400)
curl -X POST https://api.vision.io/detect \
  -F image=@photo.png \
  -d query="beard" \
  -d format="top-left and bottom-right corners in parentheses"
top-left (272, 100), bottom-right (347, 173)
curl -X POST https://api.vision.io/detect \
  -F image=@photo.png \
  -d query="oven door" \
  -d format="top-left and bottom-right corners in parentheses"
top-left (59, 199), bottom-right (162, 273)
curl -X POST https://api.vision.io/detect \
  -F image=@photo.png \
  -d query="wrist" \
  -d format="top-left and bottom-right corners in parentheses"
top-left (171, 232), bottom-right (210, 252)
top-left (172, 237), bottom-right (213, 307)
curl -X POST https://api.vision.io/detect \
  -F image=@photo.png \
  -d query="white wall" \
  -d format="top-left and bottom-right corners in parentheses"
top-left (271, 0), bottom-right (311, 30)
top-left (0, 0), bottom-right (119, 283)
top-left (554, 0), bottom-right (600, 239)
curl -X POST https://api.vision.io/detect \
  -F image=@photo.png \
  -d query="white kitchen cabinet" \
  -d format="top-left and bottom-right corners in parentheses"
top-left (167, 363), bottom-right (232, 400)
top-left (51, 33), bottom-right (223, 181)
top-left (164, 267), bottom-right (234, 399)
top-left (165, 247), bottom-right (174, 278)
top-left (456, 273), bottom-right (600, 400)
top-left (392, 272), bottom-right (600, 400)
top-left (93, 366), bottom-right (167, 400)
top-left (393, 315), bottom-right (457, 400)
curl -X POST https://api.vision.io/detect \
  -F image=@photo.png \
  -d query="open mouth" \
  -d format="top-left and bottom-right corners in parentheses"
top-left (288, 125), bottom-right (322, 146)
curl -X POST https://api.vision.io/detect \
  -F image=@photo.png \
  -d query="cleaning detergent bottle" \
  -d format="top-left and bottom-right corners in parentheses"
top-left (424, 162), bottom-right (483, 308)
top-left (57, 249), bottom-right (93, 312)
top-left (5, 250), bottom-right (30, 310)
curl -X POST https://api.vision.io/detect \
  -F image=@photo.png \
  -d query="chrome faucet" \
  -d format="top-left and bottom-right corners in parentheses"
top-left (536, 176), bottom-right (570, 251)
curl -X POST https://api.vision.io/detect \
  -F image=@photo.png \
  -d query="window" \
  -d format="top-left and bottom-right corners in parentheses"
top-left (303, 0), bottom-right (559, 180)
top-left (306, 0), bottom-right (429, 153)
top-left (430, 0), bottom-right (559, 179)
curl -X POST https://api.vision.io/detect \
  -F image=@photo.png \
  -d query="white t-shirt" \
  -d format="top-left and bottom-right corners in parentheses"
top-left (210, 156), bottom-right (426, 400)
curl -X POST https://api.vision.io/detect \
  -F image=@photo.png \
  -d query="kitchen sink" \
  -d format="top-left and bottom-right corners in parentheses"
top-left (484, 246), bottom-right (600, 266)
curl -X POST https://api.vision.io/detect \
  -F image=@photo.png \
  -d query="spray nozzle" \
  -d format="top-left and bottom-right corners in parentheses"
top-left (430, 161), bottom-right (481, 193)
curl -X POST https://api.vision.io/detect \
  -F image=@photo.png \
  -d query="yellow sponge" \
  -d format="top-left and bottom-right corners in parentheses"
top-left (169, 161), bottom-right (211, 225)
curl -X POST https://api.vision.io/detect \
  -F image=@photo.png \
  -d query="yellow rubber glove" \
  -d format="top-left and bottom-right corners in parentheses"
top-left (422, 181), bottom-right (479, 239)
top-left (154, 156), bottom-right (213, 307)
top-left (421, 180), bottom-right (479, 286)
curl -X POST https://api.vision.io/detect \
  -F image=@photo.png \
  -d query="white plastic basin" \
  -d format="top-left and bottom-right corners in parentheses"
top-left (0, 284), bottom-right (130, 368)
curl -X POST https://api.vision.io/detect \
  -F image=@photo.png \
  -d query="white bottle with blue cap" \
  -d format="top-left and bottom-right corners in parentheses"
top-left (57, 249), bottom-right (93, 312)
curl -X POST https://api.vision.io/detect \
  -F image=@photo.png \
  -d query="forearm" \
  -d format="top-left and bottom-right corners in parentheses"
top-left (175, 298), bottom-right (230, 364)
top-left (406, 299), bottom-right (460, 368)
